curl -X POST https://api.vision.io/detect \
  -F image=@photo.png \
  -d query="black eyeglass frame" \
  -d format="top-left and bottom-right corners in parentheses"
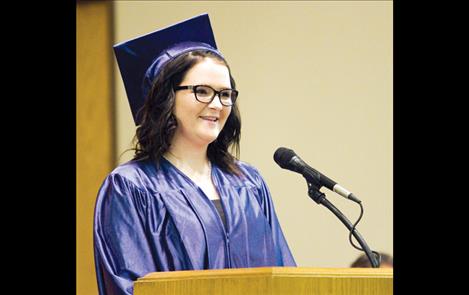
top-left (174, 85), bottom-right (239, 106)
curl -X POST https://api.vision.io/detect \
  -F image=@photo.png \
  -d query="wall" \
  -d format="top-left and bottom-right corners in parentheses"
top-left (77, 1), bottom-right (114, 294)
top-left (114, 0), bottom-right (393, 268)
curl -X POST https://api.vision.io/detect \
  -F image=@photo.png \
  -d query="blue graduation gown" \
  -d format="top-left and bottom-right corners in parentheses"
top-left (94, 158), bottom-right (296, 295)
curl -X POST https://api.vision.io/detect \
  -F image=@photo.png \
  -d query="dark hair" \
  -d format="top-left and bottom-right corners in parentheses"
top-left (132, 50), bottom-right (242, 175)
top-left (350, 253), bottom-right (393, 268)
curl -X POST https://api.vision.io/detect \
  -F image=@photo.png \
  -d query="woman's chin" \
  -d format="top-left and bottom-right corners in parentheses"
top-left (197, 131), bottom-right (220, 145)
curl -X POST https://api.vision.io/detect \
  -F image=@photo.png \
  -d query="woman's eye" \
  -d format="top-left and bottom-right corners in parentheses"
top-left (220, 92), bottom-right (230, 99)
top-left (196, 88), bottom-right (210, 96)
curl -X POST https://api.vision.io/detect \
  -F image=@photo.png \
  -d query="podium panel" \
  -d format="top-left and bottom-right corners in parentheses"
top-left (134, 267), bottom-right (393, 295)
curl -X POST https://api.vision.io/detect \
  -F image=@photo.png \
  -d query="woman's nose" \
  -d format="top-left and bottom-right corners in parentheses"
top-left (208, 94), bottom-right (223, 110)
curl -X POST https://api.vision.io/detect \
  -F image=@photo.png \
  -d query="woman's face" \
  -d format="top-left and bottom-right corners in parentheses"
top-left (172, 58), bottom-right (232, 148)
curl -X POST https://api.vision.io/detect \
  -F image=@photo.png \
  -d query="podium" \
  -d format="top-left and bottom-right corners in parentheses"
top-left (134, 267), bottom-right (393, 295)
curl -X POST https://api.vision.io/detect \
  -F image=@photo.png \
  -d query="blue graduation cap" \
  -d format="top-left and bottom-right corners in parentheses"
top-left (113, 14), bottom-right (223, 125)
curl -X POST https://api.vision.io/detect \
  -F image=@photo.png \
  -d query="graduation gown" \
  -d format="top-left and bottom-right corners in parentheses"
top-left (94, 158), bottom-right (296, 295)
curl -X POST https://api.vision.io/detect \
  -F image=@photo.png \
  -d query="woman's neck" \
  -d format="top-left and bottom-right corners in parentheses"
top-left (164, 137), bottom-right (220, 201)
top-left (164, 137), bottom-right (211, 176)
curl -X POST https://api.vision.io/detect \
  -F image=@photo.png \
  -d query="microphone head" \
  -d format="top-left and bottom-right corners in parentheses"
top-left (274, 147), bottom-right (323, 186)
top-left (273, 147), bottom-right (297, 169)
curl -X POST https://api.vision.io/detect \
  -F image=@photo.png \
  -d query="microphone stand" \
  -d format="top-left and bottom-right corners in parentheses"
top-left (307, 181), bottom-right (380, 268)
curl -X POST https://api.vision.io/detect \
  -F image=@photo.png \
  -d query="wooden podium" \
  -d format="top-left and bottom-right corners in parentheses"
top-left (134, 267), bottom-right (393, 295)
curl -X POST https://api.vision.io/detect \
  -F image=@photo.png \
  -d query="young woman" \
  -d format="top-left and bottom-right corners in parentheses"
top-left (94, 15), bottom-right (296, 295)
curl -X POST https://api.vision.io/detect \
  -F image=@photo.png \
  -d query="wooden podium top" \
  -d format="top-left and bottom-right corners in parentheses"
top-left (135, 267), bottom-right (393, 295)
top-left (138, 266), bottom-right (392, 280)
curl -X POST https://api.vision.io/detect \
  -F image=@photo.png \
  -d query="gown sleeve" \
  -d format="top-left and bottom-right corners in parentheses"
top-left (93, 173), bottom-right (157, 295)
top-left (253, 168), bottom-right (297, 266)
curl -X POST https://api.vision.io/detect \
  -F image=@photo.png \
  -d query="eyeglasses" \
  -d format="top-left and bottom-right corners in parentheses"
top-left (174, 85), bottom-right (238, 106)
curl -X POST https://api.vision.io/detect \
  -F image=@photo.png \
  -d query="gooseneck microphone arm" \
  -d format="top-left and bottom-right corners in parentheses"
top-left (307, 182), bottom-right (380, 268)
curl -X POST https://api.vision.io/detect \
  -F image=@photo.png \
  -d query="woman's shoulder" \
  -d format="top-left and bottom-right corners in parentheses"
top-left (235, 160), bottom-right (261, 175)
top-left (95, 160), bottom-right (165, 220)
top-left (111, 158), bottom-right (151, 175)
top-left (109, 158), bottom-right (148, 177)
top-left (105, 158), bottom-right (160, 193)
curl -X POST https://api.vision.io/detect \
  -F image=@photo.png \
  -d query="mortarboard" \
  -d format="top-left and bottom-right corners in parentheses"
top-left (113, 14), bottom-right (223, 125)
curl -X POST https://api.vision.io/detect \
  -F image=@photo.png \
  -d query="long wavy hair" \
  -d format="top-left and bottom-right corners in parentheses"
top-left (132, 50), bottom-right (241, 175)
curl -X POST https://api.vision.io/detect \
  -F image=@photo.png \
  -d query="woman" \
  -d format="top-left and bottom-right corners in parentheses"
top-left (94, 14), bottom-right (296, 295)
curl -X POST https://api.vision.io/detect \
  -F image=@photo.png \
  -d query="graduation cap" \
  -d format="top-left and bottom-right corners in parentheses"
top-left (113, 14), bottom-right (223, 125)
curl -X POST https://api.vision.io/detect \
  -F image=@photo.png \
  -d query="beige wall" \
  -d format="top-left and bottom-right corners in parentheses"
top-left (114, 1), bottom-right (392, 268)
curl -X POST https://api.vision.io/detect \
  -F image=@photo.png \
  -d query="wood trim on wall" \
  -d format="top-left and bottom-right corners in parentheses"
top-left (77, 1), bottom-right (114, 294)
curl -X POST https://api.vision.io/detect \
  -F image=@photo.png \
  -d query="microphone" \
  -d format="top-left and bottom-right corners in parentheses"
top-left (273, 147), bottom-right (361, 203)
